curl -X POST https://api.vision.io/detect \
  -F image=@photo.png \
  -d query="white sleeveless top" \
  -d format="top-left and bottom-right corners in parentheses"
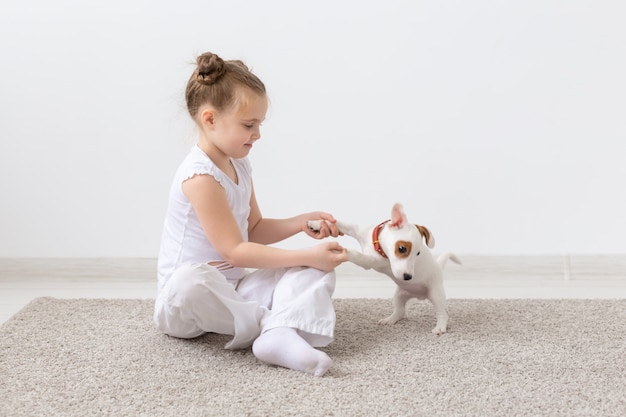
top-left (157, 145), bottom-right (252, 291)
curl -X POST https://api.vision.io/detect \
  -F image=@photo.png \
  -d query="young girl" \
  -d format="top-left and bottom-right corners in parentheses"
top-left (154, 52), bottom-right (348, 377)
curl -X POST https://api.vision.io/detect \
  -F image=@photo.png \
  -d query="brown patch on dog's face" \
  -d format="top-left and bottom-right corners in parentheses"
top-left (394, 241), bottom-right (413, 258)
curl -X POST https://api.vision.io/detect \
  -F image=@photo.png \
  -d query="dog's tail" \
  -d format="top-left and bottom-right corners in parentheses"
top-left (436, 252), bottom-right (462, 269)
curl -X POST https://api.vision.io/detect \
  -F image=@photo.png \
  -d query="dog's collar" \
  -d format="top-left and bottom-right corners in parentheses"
top-left (372, 220), bottom-right (390, 258)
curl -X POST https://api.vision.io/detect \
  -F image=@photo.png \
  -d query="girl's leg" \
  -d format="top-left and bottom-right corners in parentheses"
top-left (154, 264), bottom-right (266, 349)
top-left (238, 267), bottom-right (337, 376)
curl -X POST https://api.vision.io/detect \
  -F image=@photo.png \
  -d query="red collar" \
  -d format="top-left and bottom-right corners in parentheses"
top-left (372, 220), bottom-right (390, 258)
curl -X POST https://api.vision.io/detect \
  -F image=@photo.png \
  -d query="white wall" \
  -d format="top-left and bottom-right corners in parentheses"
top-left (0, 0), bottom-right (624, 257)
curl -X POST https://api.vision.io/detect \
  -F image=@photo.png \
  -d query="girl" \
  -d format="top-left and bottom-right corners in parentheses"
top-left (154, 52), bottom-right (348, 377)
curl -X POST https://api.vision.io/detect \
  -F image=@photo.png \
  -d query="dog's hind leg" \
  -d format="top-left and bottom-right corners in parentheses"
top-left (427, 282), bottom-right (448, 335)
top-left (379, 288), bottom-right (412, 325)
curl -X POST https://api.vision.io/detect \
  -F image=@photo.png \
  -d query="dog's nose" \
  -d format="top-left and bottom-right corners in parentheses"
top-left (403, 273), bottom-right (412, 281)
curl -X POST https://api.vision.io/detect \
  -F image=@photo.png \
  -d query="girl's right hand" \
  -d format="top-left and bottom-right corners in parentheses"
top-left (307, 242), bottom-right (348, 271)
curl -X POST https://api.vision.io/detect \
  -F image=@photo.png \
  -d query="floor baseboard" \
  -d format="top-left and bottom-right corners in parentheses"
top-left (1, 255), bottom-right (624, 325)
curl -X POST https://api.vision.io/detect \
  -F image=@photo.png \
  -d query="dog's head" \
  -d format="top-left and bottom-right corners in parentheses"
top-left (379, 203), bottom-right (435, 281)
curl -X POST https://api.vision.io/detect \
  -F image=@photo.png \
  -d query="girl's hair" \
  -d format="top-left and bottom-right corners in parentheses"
top-left (185, 52), bottom-right (266, 119)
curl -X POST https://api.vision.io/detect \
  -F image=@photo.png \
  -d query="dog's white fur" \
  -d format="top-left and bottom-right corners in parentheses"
top-left (308, 203), bottom-right (460, 334)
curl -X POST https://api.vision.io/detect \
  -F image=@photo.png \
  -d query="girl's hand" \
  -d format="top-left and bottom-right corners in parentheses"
top-left (307, 242), bottom-right (348, 271)
top-left (302, 212), bottom-right (343, 239)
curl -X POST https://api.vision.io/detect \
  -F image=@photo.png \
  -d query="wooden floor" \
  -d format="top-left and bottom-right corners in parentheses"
top-left (1, 255), bottom-right (625, 325)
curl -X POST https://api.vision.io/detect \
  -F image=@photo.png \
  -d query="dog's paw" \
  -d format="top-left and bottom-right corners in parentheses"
top-left (306, 220), bottom-right (323, 232)
top-left (378, 316), bottom-right (399, 325)
top-left (431, 325), bottom-right (447, 335)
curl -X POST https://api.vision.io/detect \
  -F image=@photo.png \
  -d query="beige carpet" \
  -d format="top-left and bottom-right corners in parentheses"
top-left (1, 297), bottom-right (625, 417)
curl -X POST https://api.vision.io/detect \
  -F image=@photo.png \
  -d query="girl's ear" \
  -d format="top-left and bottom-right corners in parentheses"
top-left (200, 108), bottom-right (217, 129)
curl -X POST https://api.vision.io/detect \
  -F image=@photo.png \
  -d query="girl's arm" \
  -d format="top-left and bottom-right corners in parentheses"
top-left (183, 174), bottom-right (346, 271)
top-left (247, 185), bottom-right (341, 245)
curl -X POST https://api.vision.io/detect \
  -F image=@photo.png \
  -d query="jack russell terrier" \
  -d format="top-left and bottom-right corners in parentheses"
top-left (308, 203), bottom-right (460, 334)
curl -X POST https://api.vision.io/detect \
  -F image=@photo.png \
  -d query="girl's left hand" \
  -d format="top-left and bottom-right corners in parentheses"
top-left (302, 212), bottom-right (343, 239)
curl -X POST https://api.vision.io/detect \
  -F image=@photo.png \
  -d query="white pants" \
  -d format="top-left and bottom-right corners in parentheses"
top-left (154, 264), bottom-right (336, 350)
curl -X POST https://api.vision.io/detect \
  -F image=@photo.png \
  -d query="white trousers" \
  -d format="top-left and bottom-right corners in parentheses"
top-left (153, 264), bottom-right (336, 350)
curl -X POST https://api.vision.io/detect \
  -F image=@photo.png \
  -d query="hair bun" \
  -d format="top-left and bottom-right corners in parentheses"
top-left (196, 52), bottom-right (226, 85)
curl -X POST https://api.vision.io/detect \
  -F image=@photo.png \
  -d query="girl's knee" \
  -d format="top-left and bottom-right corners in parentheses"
top-left (303, 267), bottom-right (336, 286)
top-left (282, 266), bottom-right (336, 294)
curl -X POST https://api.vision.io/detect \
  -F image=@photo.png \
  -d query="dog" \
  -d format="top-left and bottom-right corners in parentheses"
top-left (307, 203), bottom-right (460, 334)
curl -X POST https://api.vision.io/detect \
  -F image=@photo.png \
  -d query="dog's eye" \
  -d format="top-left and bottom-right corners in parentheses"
top-left (398, 246), bottom-right (407, 254)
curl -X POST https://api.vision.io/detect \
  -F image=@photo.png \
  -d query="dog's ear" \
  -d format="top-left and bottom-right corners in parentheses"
top-left (416, 225), bottom-right (436, 248)
top-left (389, 203), bottom-right (408, 228)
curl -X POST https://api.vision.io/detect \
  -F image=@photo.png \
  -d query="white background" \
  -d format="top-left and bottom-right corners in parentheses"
top-left (1, 0), bottom-right (624, 257)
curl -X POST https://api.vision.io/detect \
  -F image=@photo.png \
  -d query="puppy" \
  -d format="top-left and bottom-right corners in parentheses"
top-left (308, 203), bottom-right (460, 334)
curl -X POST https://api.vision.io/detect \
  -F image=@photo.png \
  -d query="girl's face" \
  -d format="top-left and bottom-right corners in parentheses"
top-left (211, 90), bottom-right (268, 159)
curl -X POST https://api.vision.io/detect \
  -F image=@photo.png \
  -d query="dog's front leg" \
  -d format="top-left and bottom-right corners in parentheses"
top-left (306, 220), bottom-right (369, 246)
top-left (333, 220), bottom-right (360, 240)
top-left (344, 249), bottom-right (387, 271)
top-left (427, 282), bottom-right (448, 335)
top-left (379, 288), bottom-right (412, 325)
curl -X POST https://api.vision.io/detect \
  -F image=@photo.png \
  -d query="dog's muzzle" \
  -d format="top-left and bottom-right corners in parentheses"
top-left (403, 273), bottom-right (412, 281)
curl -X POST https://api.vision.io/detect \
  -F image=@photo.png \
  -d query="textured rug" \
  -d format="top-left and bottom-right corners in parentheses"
top-left (1, 297), bottom-right (625, 417)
